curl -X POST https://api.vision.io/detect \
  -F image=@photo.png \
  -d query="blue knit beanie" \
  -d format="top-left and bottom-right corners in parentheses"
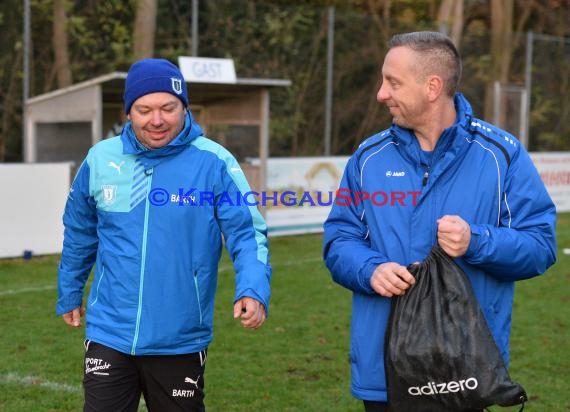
top-left (123, 58), bottom-right (189, 114)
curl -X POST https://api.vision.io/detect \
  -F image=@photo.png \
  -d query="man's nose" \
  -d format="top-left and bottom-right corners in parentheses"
top-left (377, 83), bottom-right (389, 103)
top-left (150, 111), bottom-right (163, 125)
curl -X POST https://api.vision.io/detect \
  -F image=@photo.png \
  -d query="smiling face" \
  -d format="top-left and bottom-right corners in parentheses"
top-left (127, 92), bottom-right (186, 149)
top-left (376, 46), bottom-right (431, 130)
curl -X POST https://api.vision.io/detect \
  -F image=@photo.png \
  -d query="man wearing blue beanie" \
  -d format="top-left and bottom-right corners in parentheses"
top-left (123, 58), bottom-right (189, 115)
top-left (57, 58), bottom-right (272, 411)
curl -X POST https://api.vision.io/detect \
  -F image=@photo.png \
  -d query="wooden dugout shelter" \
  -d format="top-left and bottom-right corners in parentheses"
top-left (23, 71), bottom-right (291, 192)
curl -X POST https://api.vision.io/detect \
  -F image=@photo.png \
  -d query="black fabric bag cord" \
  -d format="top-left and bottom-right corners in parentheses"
top-left (385, 245), bottom-right (527, 412)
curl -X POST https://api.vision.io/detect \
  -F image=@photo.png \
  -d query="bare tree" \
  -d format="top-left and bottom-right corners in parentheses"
top-left (0, 48), bottom-right (22, 161)
top-left (133, 0), bottom-right (158, 60)
top-left (337, 0), bottom-right (392, 153)
top-left (53, 0), bottom-right (72, 88)
top-left (437, 0), bottom-right (464, 48)
top-left (484, 0), bottom-right (514, 121)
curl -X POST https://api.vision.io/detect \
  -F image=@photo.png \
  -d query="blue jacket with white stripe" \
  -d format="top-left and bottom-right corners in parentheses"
top-left (323, 93), bottom-right (556, 401)
top-left (57, 111), bottom-right (271, 355)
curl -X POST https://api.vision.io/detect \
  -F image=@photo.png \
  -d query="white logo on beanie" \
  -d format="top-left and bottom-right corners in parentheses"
top-left (171, 78), bottom-right (183, 95)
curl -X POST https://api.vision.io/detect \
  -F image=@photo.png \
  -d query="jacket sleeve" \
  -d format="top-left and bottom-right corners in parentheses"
top-left (323, 156), bottom-right (388, 294)
top-left (464, 146), bottom-right (557, 281)
top-left (215, 157), bottom-right (271, 312)
top-left (56, 159), bottom-right (99, 315)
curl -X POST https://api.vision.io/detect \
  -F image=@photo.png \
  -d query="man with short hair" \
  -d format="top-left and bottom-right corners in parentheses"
top-left (57, 58), bottom-right (271, 411)
top-left (323, 31), bottom-right (556, 411)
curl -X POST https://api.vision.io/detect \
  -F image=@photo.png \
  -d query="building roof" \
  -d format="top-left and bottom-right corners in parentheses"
top-left (26, 72), bottom-right (291, 105)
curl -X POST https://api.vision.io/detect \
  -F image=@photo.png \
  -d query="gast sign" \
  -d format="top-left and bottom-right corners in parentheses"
top-left (178, 56), bottom-right (237, 84)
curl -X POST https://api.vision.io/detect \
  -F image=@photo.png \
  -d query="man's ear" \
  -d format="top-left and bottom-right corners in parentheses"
top-left (426, 75), bottom-right (444, 102)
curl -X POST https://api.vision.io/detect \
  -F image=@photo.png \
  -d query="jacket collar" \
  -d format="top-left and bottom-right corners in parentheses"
top-left (390, 93), bottom-right (473, 164)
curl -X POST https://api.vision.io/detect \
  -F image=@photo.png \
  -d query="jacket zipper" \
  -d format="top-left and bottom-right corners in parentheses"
top-left (131, 168), bottom-right (153, 355)
top-left (422, 167), bottom-right (430, 187)
top-left (90, 265), bottom-right (105, 306)
top-left (423, 164), bottom-right (439, 242)
top-left (193, 271), bottom-right (203, 325)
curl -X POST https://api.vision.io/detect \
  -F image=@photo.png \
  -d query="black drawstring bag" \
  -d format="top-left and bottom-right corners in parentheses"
top-left (385, 245), bottom-right (527, 412)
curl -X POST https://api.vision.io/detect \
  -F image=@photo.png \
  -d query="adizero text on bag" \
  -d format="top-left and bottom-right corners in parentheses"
top-left (408, 377), bottom-right (478, 396)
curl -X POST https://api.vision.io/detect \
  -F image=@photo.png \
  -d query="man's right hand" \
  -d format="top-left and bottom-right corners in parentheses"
top-left (62, 306), bottom-right (85, 327)
top-left (370, 262), bottom-right (416, 297)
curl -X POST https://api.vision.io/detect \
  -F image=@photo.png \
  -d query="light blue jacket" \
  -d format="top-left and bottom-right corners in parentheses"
top-left (57, 111), bottom-right (271, 355)
top-left (323, 94), bottom-right (556, 401)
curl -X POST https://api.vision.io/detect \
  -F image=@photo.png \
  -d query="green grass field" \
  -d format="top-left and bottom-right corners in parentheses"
top-left (1, 215), bottom-right (569, 411)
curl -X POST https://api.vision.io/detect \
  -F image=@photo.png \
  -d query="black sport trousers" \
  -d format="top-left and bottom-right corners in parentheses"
top-left (363, 400), bottom-right (389, 412)
top-left (83, 340), bottom-right (207, 412)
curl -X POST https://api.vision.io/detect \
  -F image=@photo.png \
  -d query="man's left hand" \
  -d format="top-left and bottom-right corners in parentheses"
top-left (437, 215), bottom-right (471, 257)
top-left (233, 297), bottom-right (266, 329)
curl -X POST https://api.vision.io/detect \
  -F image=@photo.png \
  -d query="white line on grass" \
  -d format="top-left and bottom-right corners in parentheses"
top-left (219, 256), bottom-right (323, 273)
top-left (1, 372), bottom-right (148, 410)
top-left (0, 285), bottom-right (56, 297)
top-left (0, 258), bottom-right (322, 296)
top-left (0, 372), bottom-right (81, 393)
top-left (275, 256), bottom-right (324, 267)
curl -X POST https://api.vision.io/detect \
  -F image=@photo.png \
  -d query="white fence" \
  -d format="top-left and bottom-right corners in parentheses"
top-left (1, 154), bottom-right (568, 258)
top-left (0, 163), bottom-right (71, 259)
top-left (530, 152), bottom-right (570, 212)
